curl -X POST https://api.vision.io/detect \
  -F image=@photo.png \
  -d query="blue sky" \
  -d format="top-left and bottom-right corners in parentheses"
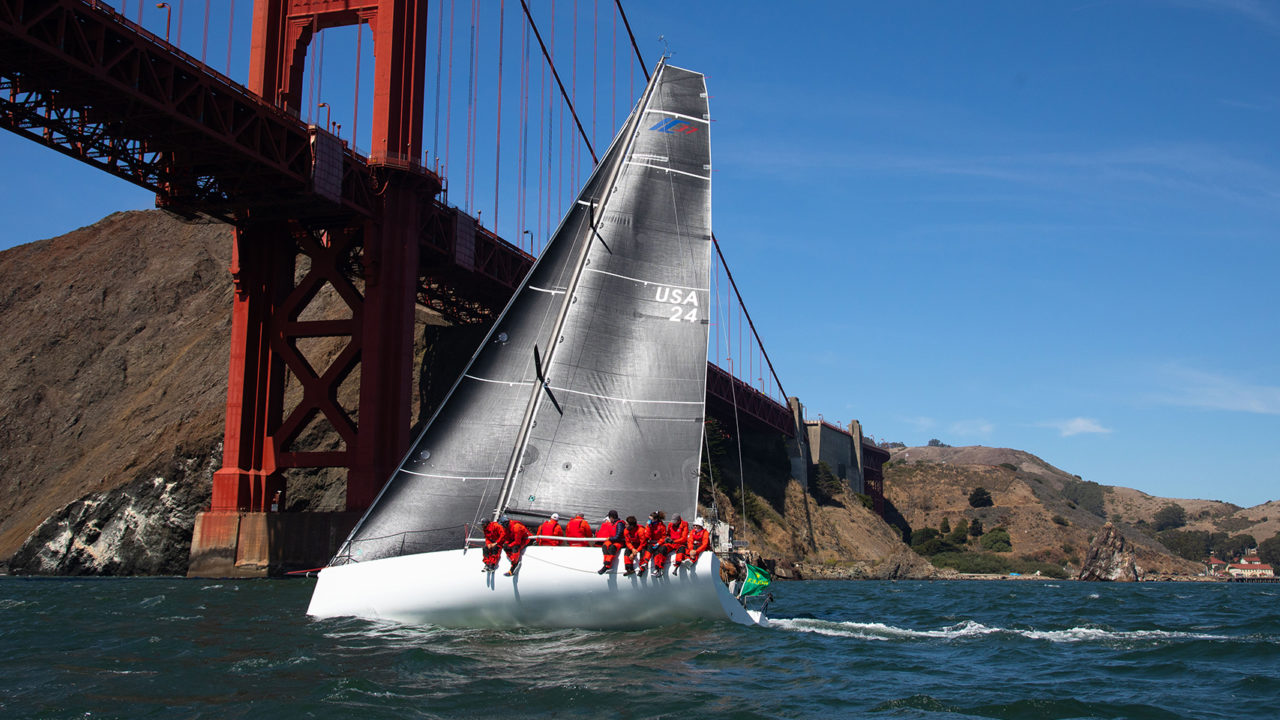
top-left (2, 1), bottom-right (1276, 507)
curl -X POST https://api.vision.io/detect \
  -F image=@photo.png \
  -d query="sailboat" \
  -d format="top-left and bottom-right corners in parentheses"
top-left (307, 60), bottom-right (767, 629)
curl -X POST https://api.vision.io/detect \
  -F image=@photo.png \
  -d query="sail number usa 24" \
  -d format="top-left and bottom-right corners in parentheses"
top-left (655, 286), bottom-right (699, 322)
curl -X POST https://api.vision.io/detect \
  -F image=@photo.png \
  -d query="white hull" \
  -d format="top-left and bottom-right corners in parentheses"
top-left (307, 546), bottom-right (766, 629)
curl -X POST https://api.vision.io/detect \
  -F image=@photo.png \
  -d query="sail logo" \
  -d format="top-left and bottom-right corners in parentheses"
top-left (655, 286), bottom-right (699, 322)
top-left (649, 118), bottom-right (698, 135)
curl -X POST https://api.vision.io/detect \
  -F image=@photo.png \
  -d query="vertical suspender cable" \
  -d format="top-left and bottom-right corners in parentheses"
top-left (518, 0), bottom-right (597, 160)
top-left (353, 19), bottom-right (362, 151)
top-left (494, 0), bottom-right (505, 227)
top-left (201, 0), bottom-right (211, 64)
top-left (592, 0), bottom-right (597, 155)
top-left (445, 0), bottom-right (455, 179)
top-left (712, 236), bottom-right (789, 401)
top-left (571, 0), bottom-right (578, 192)
top-left (614, 0), bottom-right (647, 81)
top-left (610, 0), bottom-right (616, 134)
top-left (176, 0), bottom-right (184, 47)
top-left (225, 1), bottom-right (234, 76)
top-left (433, 0), bottom-right (444, 168)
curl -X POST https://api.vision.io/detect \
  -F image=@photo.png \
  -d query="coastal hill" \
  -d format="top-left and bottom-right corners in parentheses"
top-left (884, 445), bottom-right (1274, 575)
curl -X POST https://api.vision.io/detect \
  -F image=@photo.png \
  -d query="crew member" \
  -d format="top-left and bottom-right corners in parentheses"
top-left (565, 513), bottom-right (592, 546)
top-left (686, 520), bottom-right (711, 567)
top-left (501, 515), bottom-right (531, 576)
top-left (482, 517), bottom-right (506, 573)
top-left (622, 516), bottom-right (648, 576)
top-left (597, 510), bottom-right (623, 574)
top-left (667, 514), bottom-right (690, 574)
top-left (537, 513), bottom-right (565, 546)
top-left (642, 511), bottom-right (670, 577)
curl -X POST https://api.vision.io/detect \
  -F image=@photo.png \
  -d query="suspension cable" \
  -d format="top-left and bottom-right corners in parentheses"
top-left (494, 0), bottom-right (505, 226)
top-left (614, 0), bottom-right (647, 81)
top-left (712, 235), bottom-right (789, 401)
top-left (518, 0), bottom-right (597, 163)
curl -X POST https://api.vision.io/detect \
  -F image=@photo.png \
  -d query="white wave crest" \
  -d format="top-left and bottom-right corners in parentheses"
top-left (771, 618), bottom-right (1233, 643)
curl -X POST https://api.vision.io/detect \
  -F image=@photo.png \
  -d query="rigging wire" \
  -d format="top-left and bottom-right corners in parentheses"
top-left (445, 0), bottom-right (455, 181)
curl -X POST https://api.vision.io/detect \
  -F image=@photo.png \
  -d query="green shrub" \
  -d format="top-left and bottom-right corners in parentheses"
top-left (939, 518), bottom-right (952, 534)
top-left (930, 552), bottom-right (1010, 574)
top-left (854, 493), bottom-right (874, 511)
top-left (1154, 504), bottom-right (1188, 531)
top-left (999, 463), bottom-right (1018, 472)
top-left (969, 518), bottom-right (984, 537)
top-left (1062, 479), bottom-right (1106, 517)
top-left (969, 487), bottom-right (994, 508)
top-left (1052, 515), bottom-right (1070, 527)
top-left (911, 528), bottom-right (941, 546)
top-left (980, 528), bottom-right (1012, 552)
top-left (946, 519), bottom-right (970, 545)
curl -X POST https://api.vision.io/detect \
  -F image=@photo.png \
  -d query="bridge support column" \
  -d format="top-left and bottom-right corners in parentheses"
top-left (347, 177), bottom-right (424, 509)
top-left (212, 224), bottom-right (294, 513)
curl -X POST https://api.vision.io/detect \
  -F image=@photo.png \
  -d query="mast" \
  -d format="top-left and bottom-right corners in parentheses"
top-left (491, 59), bottom-right (668, 520)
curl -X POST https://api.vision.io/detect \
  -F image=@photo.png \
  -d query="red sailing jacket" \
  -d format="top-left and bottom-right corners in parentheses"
top-left (687, 527), bottom-right (710, 555)
top-left (565, 515), bottom-right (592, 545)
top-left (623, 524), bottom-right (649, 552)
top-left (536, 520), bottom-right (564, 546)
top-left (484, 521), bottom-right (506, 546)
top-left (504, 521), bottom-right (531, 549)
top-left (668, 519), bottom-right (689, 547)
top-left (647, 521), bottom-right (668, 548)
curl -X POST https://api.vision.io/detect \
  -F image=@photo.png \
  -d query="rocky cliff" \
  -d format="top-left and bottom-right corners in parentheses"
top-left (1077, 522), bottom-right (1139, 582)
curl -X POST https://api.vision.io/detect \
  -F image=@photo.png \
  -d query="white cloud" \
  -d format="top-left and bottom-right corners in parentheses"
top-left (900, 416), bottom-right (937, 431)
top-left (1154, 365), bottom-right (1280, 415)
top-left (948, 419), bottom-right (994, 437)
top-left (1041, 418), bottom-right (1112, 437)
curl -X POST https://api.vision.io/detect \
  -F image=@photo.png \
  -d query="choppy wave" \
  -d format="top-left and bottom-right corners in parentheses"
top-left (771, 617), bottom-right (1236, 644)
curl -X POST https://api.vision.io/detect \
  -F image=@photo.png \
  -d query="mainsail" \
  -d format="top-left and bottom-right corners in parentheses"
top-left (336, 61), bottom-right (712, 564)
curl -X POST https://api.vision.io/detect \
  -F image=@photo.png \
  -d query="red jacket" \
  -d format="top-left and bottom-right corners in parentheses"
top-left (596, 519), bottom-right (618, 541)
top-left (565, 515), bottom-right (592, 546)
top-left (647, 521), bottom-right (668, 547)
top-left (504, 520), bottom-right (531, 548)
top-left (687, 526), bottom-right (710, 555)
top-left (484, 521), bottom-right (506, 546)
top-left (623, 524), bottom-right (649, 552)
top-left (536, 519), bottom-right (564, 546)
top-left (668, 519), bottom-right (689, 547)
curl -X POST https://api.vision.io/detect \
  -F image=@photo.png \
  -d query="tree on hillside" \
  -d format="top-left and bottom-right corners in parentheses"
top-left (927, 438), bottom-right (950, 448)
top-left (1258, 533), bottom-right (1280, 567)
top-left (947, 519), bottom-right (970, 545)
top-left (980, 528), bottom-right (1012, 552)
top-left (939, 518), bottom-right (951, 534)
top-left (1211, 533), bottom-right (1256, 561)
top-left (969, 518), bottom-right (985, 537)
top-left (1154, 503), bottom-right (1188, 532)
top-left (969, 487), bottom-right (994, 508)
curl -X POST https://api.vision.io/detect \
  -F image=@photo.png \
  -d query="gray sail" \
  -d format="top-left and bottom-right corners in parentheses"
top-left (335, 62), bottom-right (709, 563)
top-left (498, 64), bottom-right (712, 525)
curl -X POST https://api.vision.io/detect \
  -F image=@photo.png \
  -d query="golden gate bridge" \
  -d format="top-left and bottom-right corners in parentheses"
top-left (0, 0), bottom-right (881, 574)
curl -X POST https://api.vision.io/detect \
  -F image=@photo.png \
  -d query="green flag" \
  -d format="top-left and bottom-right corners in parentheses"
top-left (740, 564), bottom-right (772, 597)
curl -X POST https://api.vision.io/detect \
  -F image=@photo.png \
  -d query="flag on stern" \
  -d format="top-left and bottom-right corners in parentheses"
top-left (740, 564), bottom-right (772, 597)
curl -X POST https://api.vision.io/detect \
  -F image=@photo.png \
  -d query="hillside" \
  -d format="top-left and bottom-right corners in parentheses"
top-left (885, 445), bottom-right (1275, 576)
top-left (1, 210), bottom-right (926, 578)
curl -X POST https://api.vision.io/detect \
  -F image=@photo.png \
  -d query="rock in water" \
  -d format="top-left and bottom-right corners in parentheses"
top-left (1077, 522), bottom-right (1139, 582)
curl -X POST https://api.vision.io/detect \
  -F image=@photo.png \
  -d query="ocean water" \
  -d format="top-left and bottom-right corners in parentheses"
top-left (1, 577), bottom-right (1277, 719)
